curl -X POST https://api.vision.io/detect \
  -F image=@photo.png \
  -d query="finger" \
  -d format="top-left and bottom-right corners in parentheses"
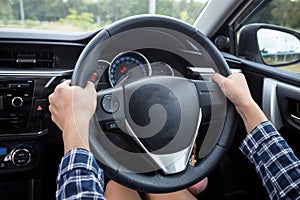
top-left (48, 103), bottom-right (58, 116)
top-left (54, 80), bottom-right (71, 93)
top-left (48, 104), bottom-right (52, 113)
top-left (56, 80), bottom-right (71, 89)
top-left (85, 81), bottom-right (95, 89)
top-left (227, 72), bottom-right (240, 79)
top-left (211, 73), bottom-right (226, 87)
top-left (48, 93), bottom-right (54, 104)
top-left (62, 79), bottom-right (71, 86)
top-left (84, 81), bottom-right (97, 98)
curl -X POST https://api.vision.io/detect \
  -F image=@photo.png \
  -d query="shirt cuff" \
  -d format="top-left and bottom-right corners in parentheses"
top-left (239, 121), bottom-right (279, 160)
top-left (57, 148), bottom-right (104, 183)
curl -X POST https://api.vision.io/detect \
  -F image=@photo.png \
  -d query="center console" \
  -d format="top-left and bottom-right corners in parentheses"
top-left (0, 71), bottom-right (71, 199)
top-left (0, 80), bottom-right (34, 131)
top-left (0, 78), bottom-right (50, 135)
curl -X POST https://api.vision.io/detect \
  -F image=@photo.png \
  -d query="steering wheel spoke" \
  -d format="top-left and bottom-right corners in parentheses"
top-left (126, 118), bottom-right (197, 175)
top-left (193, 80), bottom-right (226, 122)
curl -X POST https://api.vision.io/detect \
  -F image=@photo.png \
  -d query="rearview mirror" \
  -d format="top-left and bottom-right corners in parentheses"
top-left (257, 28), bottom-right (300, 66)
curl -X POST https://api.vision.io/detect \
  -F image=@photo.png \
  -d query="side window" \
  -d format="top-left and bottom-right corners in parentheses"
top-left (247, 0), bottom-right (300, 31)
top-left (238, 0), bottom-right (300, 74)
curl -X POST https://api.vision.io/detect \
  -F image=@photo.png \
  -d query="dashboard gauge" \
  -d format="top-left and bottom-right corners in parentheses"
top-left (150, 62), bottom-right (174, 76)
top-left (108, 51), bottom-right (151, 87)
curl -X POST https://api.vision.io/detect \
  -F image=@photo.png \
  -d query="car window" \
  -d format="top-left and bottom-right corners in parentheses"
top-left (247, 0), bottom-right (300, 31)
top-left (239, 0), bottom-right (300, 73)
top-left (0, 0), bottom-right (208, 32)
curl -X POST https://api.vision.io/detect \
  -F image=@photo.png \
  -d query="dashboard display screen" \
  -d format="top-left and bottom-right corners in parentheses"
top-left (0, 147), bottom-right (7, 156)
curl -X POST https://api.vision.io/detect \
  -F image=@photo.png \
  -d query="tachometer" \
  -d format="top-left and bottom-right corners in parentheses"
top-left (108, 51), bottom-right (151, 87)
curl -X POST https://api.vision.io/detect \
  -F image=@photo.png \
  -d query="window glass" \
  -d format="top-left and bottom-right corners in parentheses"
top-left (247, 0), bottom-right (300, 31)
top-left (0, 0), bottom-right (208, 32)
top-left (240, 0), bottom-right (300, 73)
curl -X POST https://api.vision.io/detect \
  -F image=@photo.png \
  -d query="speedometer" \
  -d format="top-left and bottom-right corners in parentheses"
top-left (108, 51), bottom-right (151, 87)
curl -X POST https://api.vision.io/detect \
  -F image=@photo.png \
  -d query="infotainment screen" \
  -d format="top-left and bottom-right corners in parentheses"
top-left (0, 147), bottom-right (7, 156)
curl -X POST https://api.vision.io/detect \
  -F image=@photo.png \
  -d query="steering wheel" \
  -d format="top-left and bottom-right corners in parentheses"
top-left (71, 14), bottom-right (237, 193)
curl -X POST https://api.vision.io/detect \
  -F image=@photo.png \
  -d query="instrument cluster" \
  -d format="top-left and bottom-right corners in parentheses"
top-left (107, 51), bottom-right (175, 87)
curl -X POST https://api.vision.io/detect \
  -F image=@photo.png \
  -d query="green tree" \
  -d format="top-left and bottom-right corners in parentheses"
top-left (1, 0), bottom-right (206, 29)
top-left (249, 0), bottom-right (300, 30)
top-left (156, 0), bottom-right (174, 16)
top-left (60, 8), bottom-right (95, 30)
top-left (0, 0), bottom-right (14, 23)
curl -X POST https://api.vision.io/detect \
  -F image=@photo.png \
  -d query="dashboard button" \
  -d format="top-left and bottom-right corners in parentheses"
top-left (11, 149), bottom-right (31, 167)
top-left (12, 97), bottom-right (23, 107)
top-left (0, 162), bottom-right (6, 168)
top-left (33, 99), bottom-right (48, 118)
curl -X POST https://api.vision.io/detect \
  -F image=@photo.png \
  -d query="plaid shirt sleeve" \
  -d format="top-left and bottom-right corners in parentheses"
top-left (56, 148), bottom-right (106, 200)
top-left (240, 121), bottom-right (300, 200)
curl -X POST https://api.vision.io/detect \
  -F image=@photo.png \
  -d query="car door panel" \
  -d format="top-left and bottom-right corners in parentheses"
top-left (277, 82), bottom-right (300, 133)
top-left (226, 54), bottom-right (300, 150)
top-left (220, 54), bottom-right (300, 199)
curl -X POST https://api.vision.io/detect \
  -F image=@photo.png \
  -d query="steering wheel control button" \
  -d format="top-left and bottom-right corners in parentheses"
top-left (11, 97), bottom-right (23, 107)
top-left (11, 149), bottom-right (31, 167)
top-left (105, 121), bottom-right (120, 131)
top-left (102, 95), bottom-right (119, 113)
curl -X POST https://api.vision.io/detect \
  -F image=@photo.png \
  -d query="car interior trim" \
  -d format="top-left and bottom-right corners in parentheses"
top-left (0, 70), bottom-right (73, 76)
top-left (263, 78), bottom-right (284, 130)
top-left (0, 40), bottom-right (86, 47)
top-left (193, 0), bottom-right (243, 37)
top-left (0, 129), bottom-right (48, 138)
top-left (0, 28), bottom-right (99, 42)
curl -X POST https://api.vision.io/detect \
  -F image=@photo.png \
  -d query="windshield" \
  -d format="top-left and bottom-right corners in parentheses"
top-left (0, 0), bottom-right (208, 32)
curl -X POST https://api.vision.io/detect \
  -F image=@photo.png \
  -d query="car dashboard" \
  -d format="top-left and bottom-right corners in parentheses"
top-left (0, 29), bottom-right (209, 199)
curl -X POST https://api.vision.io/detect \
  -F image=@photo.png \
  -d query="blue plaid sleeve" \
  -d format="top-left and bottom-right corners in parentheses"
top-left (240, 121), bottom-right (300, 200)
top-left (56, 148), bottom-right (106, 200)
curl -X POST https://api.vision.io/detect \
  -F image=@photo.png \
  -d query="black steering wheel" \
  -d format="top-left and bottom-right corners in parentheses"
top-left (71, 14), bottom-right (237, 193)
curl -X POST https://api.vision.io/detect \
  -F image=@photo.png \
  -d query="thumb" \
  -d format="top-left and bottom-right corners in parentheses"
top-left (85, 81), bottom-right (95, 89)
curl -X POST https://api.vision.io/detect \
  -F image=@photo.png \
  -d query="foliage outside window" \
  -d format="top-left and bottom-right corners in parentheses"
top-left (248, 0), bottom-right (300, 31)
top-left (0, 0), bottom-right (207, 32)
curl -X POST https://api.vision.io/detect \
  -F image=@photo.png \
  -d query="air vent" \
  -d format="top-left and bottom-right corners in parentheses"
top-left (0, 51), bottom-right (55, 68)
